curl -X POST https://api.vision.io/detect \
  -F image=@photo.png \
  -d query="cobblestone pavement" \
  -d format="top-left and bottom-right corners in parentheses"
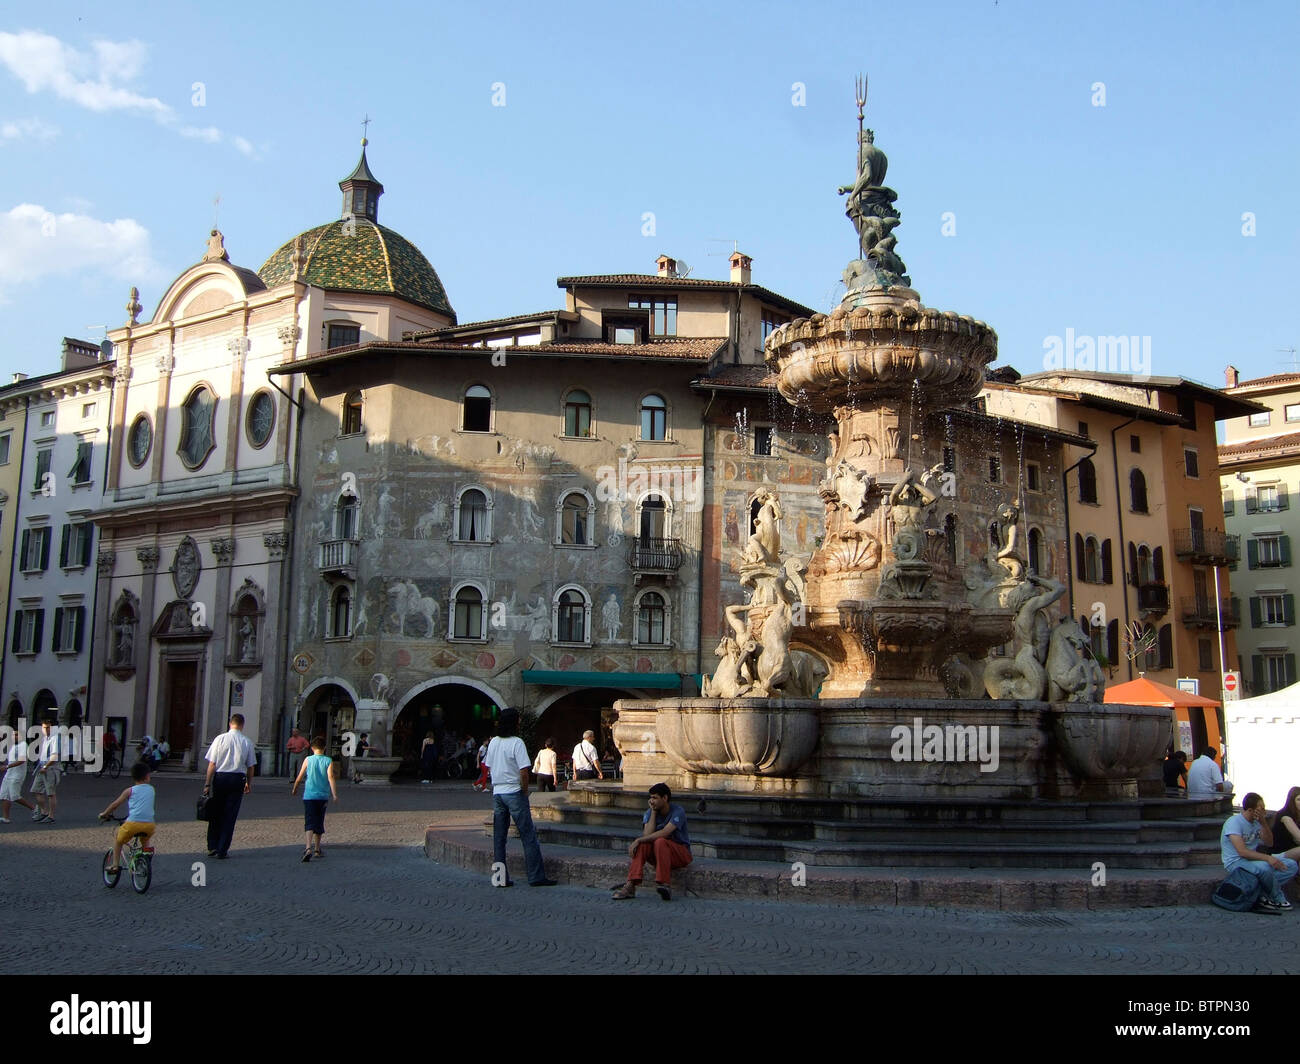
top-left (4, 772), bottom-right (1299, 975)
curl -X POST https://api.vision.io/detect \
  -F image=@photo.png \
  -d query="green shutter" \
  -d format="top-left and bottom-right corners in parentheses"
top-left (52, 608), bottom-right (63, 652)
top-left (81, 524), bottom-right (93, 566)
top-left (1252, 654), bottom-right (1265, 692)
top-left (1279, 484), bottom-right (1290, 512)
top-left (19, 530), bottom-right (28, 570)
top-left (1287, 654), bottom-right (1298, 688)
top-left (1246, 488), bottom-right (1258, 514)
top-left (73, 608), bottom-right (85, 653)
top-left (1286, 594), bottom-right (1297, 627)
top-left (59, 525), bottom-right (69, 568)
top-left (11, 613), bottom-right (20, 654)
top-left (1248, 539), bottom-right (1259, 569)
top-left (1281, 536), bottom-right (1292, 566)
top-left (32, 610), bottom-right (43, 654)
top-left (39, 530), bottom-right (50, 571)
top-left (1250, 597), bottom-right (1262, 628)
top-left (1102, 539), bottom-right (1113, 584)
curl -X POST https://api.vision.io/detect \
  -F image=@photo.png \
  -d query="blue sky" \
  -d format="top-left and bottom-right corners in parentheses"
top-left (1, 0), bottom-right (1297, 390)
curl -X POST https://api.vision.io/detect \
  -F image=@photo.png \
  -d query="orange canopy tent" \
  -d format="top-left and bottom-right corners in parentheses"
top-left (1104, 676), bottom-right (1223, 755)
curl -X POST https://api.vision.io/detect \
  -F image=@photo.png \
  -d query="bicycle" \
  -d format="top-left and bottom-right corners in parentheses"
top-left (99, 814), bottom-right (153, 894)
top-left (96, 748), bottom-right (122, 779)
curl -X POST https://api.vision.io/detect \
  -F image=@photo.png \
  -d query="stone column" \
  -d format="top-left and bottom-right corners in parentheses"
top-left (88, 549), bottom-right (115, 724)
top-left (261, 530), bottom-right (289, 750)
top-left (202, 537), bottom-right (236, 753)
top-left (132, 546), bottom-right (161, 738)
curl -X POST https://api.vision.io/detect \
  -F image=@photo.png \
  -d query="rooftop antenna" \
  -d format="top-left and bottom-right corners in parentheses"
top-left (705, 238), bottom-right (741, 257)
top-left (1278, 347), bottom-right (1299, 371)
top-left (211, 193), bottom-right (221, 232)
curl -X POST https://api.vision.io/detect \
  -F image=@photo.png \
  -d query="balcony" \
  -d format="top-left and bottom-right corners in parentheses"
top-left (628, 536), bottom-right (683, 581)
top-left (1172, 528), bottom-right (1239, 567)
top-left (319, 538), bottom-right (359, 576)
top-left (1137, 581), bottom-right (1170, 614)
top-left (1179, 596), bottom-right (1241, 630)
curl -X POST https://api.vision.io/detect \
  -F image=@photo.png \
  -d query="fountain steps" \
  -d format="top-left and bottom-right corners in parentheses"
top-left (530, 788), bottom-right (1229, 870)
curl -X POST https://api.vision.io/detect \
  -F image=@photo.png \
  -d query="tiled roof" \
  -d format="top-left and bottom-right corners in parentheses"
top-left (416, 310), bottom-right (563, 336)
top-left (258, 219), bottom-right (454, 317)
top-left (1219, 431), bottom-right (1300, 457)
top-left (1231, 372), bottom-right (1300, 389)
top-left (556, 274), bottom-right (815, 317)
top-left (269, 336), bottom-right (724, 376)
top-left (693, 364), bottom-right (779, 390)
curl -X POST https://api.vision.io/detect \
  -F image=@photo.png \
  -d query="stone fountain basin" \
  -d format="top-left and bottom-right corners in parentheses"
top-left (1044, 703), bottom-right (1172, 782)
top-left (655, 699), bottom-right (820, 777)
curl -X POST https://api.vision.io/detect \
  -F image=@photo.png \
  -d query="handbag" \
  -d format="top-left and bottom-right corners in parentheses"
top-left (196, 790), bottom-right (212, 822)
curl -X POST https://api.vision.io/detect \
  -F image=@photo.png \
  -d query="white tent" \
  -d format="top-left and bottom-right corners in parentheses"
top-left (1225, 681), bottom-right (1300, 811)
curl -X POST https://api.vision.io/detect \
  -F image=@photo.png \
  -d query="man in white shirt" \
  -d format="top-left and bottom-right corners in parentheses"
top-left (484, 708), bottom-right (557, 888)
top-left (30, 720), bottom-right (61, 823)
top-left (0, 729), bottom-right (37, 823)
top-left (571, 730), bottom-right (604, 782)
top-left (202, 713), bottom-right (257, 859)
top-left (1187, 749), bottom-right (1229, 800)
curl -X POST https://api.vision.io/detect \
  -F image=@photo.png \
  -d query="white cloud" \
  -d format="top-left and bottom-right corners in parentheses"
top-left (0, 31), bottom-right (256, 156)
top-left (0, 203), bottom-right (160, 287)
top-left (0, 116), bottom-right (59, 142)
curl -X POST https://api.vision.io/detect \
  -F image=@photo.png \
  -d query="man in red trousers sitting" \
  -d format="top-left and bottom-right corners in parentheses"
top-left (612, 783), bottom-right (692, 902)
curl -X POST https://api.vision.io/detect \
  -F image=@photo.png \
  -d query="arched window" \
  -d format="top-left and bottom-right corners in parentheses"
top-left (559, 491), bottom-right (593, 546)
top-left (329, 586), bottom-right (352, 639)
top-left (563, 389), bottom-right (592, 438)
top-left (639, 493), bottom-right (667, 542)
top-left (178, 386), bottom-right (217, 469)
top-left (554, 587), bottom-right (590, 644)
top-left (1136, 544), bottom-right (1154, 585)
top-left (335, 493), bottom-right (359, 540)
top-left (342, 391), bottom-right (363, 435)
top-left (640, 393), bottom-right (666, 441)
top-left (1084, 535), bottom-right (1101, 583)
top-left (452, 584), bottom-right (486, 640)
top-left (636, 591), bottom-right (667, 645)
top-left (462, 384), bottom-right (492, 432)
top-left (456, 488), bottom-right (490, 542)
top-left (1028, 527), bottom-right (1043, 575)
top-left (1130, 468), bottom-right (1148, 513)
top-left (1077, 458), bottom-right (1098, 504)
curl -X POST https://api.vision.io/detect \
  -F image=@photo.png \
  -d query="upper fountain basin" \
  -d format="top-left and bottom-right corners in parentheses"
top-left (765, 299), bottom-right (997, 414)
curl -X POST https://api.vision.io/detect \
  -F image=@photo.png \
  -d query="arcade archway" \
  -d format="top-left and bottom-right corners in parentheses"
top-left (391, 681), bottom-right (503, 776)
top-left (532, 687), bottom-right (642, 772)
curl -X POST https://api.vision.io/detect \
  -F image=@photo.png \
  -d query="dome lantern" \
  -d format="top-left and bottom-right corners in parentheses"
top-left (340, 137), bottom-right (384, 224)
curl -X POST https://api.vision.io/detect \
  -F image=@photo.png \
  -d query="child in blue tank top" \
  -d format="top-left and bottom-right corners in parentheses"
top-left (98, 762), bottom-right (157, 873)
top-left (290, 735), bottom-right (337, 862)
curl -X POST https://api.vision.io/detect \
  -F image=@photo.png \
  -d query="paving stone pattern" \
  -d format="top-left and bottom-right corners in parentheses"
top-left (3, 773), bottom-right (1298, 975)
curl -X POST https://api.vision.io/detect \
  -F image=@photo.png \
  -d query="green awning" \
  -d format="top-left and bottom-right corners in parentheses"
top-left (521, 670), bottom-right (683, 690)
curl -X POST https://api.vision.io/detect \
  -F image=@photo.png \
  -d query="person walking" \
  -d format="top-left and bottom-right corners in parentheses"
top-left (30, 719), bottom-right (60, 823)
top-left (419, 731), bottom-right (439, 783)
top-left (0, 727), bottom-right (37, 822)
top-left (285, 728), bottom-right (309, 780)
top-left (571, 730), bottom-right (603, 782)
top-left (202, 713), bottom-right (257, 859)
top-left (532, 738), bottom-right (557, 792)
top-left (291, 734), bottom-right (338, 861)
top-left (484, 709), bottom-right (557, 888)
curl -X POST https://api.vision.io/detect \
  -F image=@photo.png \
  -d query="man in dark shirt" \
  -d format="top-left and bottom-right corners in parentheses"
top-left (612, 783), bottom-right (692, 902)
top-left (1162, 750), bottom-right (1188, 793)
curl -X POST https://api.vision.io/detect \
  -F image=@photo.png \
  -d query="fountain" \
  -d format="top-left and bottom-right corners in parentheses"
top-left (539, 79), bottom-right (1218, 869)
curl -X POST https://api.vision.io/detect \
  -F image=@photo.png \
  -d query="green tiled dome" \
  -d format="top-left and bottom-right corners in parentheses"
top-left (258, 219), bottom-right (455, 318)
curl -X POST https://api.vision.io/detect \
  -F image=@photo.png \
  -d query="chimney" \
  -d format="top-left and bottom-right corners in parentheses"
top-left (1225, 365), bottom-right (1240, 389)
top-left (729, 251), bottom-right (753, 285)
top-left (655, 254), bottom-right (677, 278)
top-left (11, 373), bottom-right (27, 384)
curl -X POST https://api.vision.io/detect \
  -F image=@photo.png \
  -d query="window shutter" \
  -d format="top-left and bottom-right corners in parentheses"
top-left (59, 525), bottom-right (70, 568)
top-left (1252, 655), bottom-right (1265, 692)
top-left (1158, 625), bottom-right (1172, 669)
top-left (1247, 539), bottom-right (1258, 569)
top-left (1278, 484), bottom-right (1290, 511)
top-left (81, 525), bottom-right (93, 566)
top-left (1074, 534), bottom-right (1085, 580)
top-left (1288, 654), bottom-right (1298, 687)
top-left (1128, 542), bottom-right (1138, 584)
top-left (39, 530), bottom-right (50, 570)
top-left (1106, 619), bottom-right (1118, 664)
top-left (19, 530), bottom-right (29, 570)
top-left (74, 608), bottom-right (85, 653)
top-left (1102, 540), bottom-right (1113, 584)
top-left (1154, 547), bottom-right (1165, 582)
top-left (11, 613), bottom-right (20, 653)
top-left (1281, 536), bottom-right (1292, 566)
top-left (1249, 597), bottom-right (1262, 628)
top-left (52, 608), bottom-right (64, 652)
top-left (32, 610), bottom-right (43, 653)
top-left (1285, 594), bottom-right (1296, 627)
top-left (1246, 487), bottom-right (1258, 514)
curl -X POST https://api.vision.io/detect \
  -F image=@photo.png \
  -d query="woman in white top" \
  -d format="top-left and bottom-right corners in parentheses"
top-left (533, 738), bottom-right (558, 792)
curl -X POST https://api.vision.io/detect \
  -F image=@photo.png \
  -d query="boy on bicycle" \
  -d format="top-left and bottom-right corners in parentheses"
top-left (98, 762), bottom-right (156, 872)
